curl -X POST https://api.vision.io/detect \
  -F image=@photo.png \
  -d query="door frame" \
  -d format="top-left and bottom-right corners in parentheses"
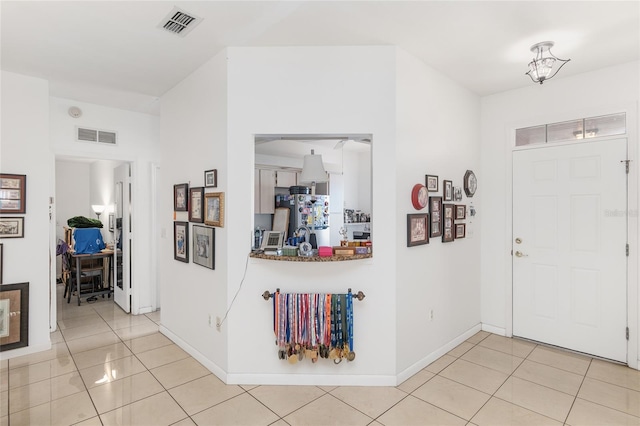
top-left (505, 105), bottom-right (638, 368)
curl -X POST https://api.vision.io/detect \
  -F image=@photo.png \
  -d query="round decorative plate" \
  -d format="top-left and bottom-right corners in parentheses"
top-left (464, 170), bottom-right (477, 197)
top-left (411, 184), bottom-right (428, 210)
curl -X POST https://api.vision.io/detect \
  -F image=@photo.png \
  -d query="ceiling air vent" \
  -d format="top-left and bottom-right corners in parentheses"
top-left (158, 7), bottom-right (202, 37)
top-left (76, 127), bottom-right (117, 145)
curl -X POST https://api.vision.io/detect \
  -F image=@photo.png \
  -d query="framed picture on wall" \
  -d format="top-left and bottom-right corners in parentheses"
top-left (443, 180), bottom-right (453, 202)
top-left (205, 192), bottom-right (225, 227)
top-left (0, 243), bottom-right (3, 284)
top-left (0, 174), bottom-right (26, 214)
top-left (174, 183), bottom-right (189, 212)
top-left (407, 213), bottom-right (429, 247)
top-left (455, 205), bottom-right (466, 220)
top-left (174, 221), bottom-right (189, 263)
top-left (189, 187), bottom-right (205, 223)
top-left (429, 196), bottom-right (442, 238)
top-left (0, 217), bottom-right (24, 238)
top-left (0, 282), bottom-right (29, 351)
top-left (192, 225), bottom-right (215, 270)
top-left (204, 169), bottom-right (217, 188)
top-left (425, 175), bottom-right (439, 192)
top-left (455, 223), bottom-right (466, 239)
top-left (442, 204), bottom-right (454, 243)
top-left (108, 213), bottom-right (114, 232)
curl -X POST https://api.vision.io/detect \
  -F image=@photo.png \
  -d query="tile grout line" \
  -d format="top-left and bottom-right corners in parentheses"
top-left (562, 357), bottom-right (592, 425)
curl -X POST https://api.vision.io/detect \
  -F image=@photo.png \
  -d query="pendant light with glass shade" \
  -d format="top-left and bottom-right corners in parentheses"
top-left (526, 41), bottom-right (570, 84)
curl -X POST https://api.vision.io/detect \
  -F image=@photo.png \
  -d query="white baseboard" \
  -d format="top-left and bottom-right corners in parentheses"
top-left (481, 323), bottom-right (506, 336)
top-left (396, 323), bottom-right (482, 386)
top-left (159, 325), bottom-right (227, 382)
top-left (0, 341), bottom-right (52, 360)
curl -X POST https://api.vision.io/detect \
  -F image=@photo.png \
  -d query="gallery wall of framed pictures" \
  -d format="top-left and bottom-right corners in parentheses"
top-left (407, 170), bottom-right (475, 247)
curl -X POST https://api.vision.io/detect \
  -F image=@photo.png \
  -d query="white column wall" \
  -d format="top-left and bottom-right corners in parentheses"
top-left (0, 71), bottom-right (53, 358)
top-left (395, 49), bottom-right (482, 379)
top-left (158, 52), bottom-right (229, 374)
top-left (225, 46), bottom-right (397, 385)
top-left (480, 61), bottom-right (639, 365)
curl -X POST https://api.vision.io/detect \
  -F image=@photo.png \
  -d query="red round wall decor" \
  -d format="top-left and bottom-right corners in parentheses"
top-left (411, 183), bottom-right (428, 210)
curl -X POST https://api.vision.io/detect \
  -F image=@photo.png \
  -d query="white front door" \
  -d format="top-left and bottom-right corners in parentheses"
top-left (513, 138), bottom-right (627, 362)
top-left (114, 163), bottom-right (131, 313)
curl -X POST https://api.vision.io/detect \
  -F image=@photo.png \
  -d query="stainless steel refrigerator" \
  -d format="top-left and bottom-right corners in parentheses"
top-left (275, 193), bottom-right (330, 247)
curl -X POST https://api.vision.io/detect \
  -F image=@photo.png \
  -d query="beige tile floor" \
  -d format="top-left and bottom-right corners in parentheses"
top-left (1, 284), bottom-right (639, 425)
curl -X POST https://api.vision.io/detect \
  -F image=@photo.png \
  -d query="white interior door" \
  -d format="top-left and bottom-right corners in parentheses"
top-left (114, 163), bottom-right (131, 313)
top-left (513, 138), bottom-right (627, 362)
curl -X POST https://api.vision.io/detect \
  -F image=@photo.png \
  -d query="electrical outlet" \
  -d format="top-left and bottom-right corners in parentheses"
top-left (429, 309), bottom-right (434, 321)
top-left (215, 316), bottom-right (222, 331)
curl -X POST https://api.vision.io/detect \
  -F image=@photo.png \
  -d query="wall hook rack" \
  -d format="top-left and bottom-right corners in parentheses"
top-left (262, 288), bottom-right (365, 301)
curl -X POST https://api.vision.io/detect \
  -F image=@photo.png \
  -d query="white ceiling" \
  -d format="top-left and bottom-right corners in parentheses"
top-left (1, 1), bottom-right (638, 115)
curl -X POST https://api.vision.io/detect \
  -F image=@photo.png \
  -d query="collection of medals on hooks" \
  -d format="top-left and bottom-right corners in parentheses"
top-left (262, 288), bottom-right (366, 364)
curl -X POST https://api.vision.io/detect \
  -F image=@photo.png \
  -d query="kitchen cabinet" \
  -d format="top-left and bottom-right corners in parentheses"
top-left (255, 169), bottom-right (275, 214)
top-left (275, 170), bottom-right (297, 188)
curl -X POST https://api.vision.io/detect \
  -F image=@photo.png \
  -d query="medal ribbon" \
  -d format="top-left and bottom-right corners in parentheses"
top-left (347, 290), bottom-right (354, 351)
top-left (336, 294), bottom-right (343, 349)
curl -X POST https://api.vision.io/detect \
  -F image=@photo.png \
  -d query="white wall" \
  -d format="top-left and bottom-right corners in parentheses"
top-left (0, 71), bottom-right (53, 357)
top-left (480, 61), bottom-right (639, 364)
top-left (224, 46), bottom-right (397, 385)
top-left (90, 159), bottom-right (123, 243)
top-left (159, 51), bottom-right (229, 373)
top-left (50, 97), bottom-right (160, 314)
top-left (395, 49), bottom-right (482, 376)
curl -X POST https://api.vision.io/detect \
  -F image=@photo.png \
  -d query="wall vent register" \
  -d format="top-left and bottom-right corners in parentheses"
top-left (76, 126), bottom-right (117, 145)
top-left (158, 7), bottom-right (202, 37)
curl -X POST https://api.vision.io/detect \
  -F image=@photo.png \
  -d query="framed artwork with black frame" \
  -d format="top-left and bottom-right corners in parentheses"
top-left (204, 169), bottom-right (217, 188)
top-left (0, 217), bottom-right (24, 238)
top-left (174, 183), bottom-right (189, 212)
top-left (455, 223), bottom-right (466, 239)
top-left (0, 282), bottom-right (29, 351)
top-left (0, 173), bottom-right (26, 214)
top-left (455, 205), bottom-right (466, 220)
top-left (192, 225), bottom-right (215, 270)
top-left (407, 213), bottom-right (429, 247)
top-left (429, 196), bottom-right (442, 237)
top-left (442, 204), bottom-right (454, 242)
top-left (174, 221), bottom-right (189, 263)
top-left (205, 192), bottom-right (225, 227)
top-left (443, 180), bottom-right (453, 201)
top-left (189, 187), bottom-right (205, 223)
top-left (425, 175), bottom-right (439, 192)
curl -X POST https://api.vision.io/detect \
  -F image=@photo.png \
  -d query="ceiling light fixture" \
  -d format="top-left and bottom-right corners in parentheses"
top-left (526, 41), bottom-right (570, 84)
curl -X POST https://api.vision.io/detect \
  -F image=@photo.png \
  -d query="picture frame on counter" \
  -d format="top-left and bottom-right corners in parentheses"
top-left (174, 221), bottom-right (189, 263)
top-left (442, 204), bottom-right (454, 242)
top-left (204, 169), bottom-right (217, 188)
top-left (174, 183), bottom-right (189, 212)
top-left (455, 205), bottom-right (466, 220)
top-left (425, 175), bottom-right (439, 192)
top-left (0, 282), bottom-right (29, 351)
top-left (192, 225), bottom-right (215, 270)
top-left (205, 192), bottom-right (225, 227)
top-left (189, 187), bottom-right (205, 223)
top-left (0, 173), bottom-right (26, 214)
top-left (0, 217), bottom-right (24, 238)
top-left (443, 180), bottom-right (453, 201)
top-left (407, 213), bottom-right (429, 247)
top-left (455, 223), bottom-right (466, 239)
top-left (429, 196), bottom-right (442, 237)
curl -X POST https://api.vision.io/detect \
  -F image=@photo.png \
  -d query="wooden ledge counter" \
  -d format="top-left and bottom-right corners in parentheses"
top-left (249, 252), bottom-right (372, 262)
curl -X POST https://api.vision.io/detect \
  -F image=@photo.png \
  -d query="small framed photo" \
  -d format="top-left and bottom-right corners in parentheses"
top-left (0, 243), bottom-right (3, 284)
top-left (425, 175), bottom-right (439, 192)
top-left (205, 192), bottom-right (225, 227)
top-left (442, 204), bottom-right (454, 243)
top-left (189, 187), bottom-right (205, 223)
top-left (193, 225), bottom-right (215, 270)
top-left (407, 213), bottom-right (429, 247)
top-left (443, 180), bottom-right (453, 201)
top-left (454, 186), bottom-right (463, 201)
top-left (204, 169), bottom-right (217, 188)
top-left (429, 196), bottom-right (442, 237)
top-left (0, 174), bottom-right (26, 214)
top-left (174, 183), bottom-right (189, 212)
top-left (0, 217), bottom-right (24, 238)
top-left (174, 221), bottom-right (189, 263)
top-left (1, 282), bottom-right (29, 351)
top-left (108, 213), bottom-right (114, 232)
top-left (455, 223), bottom-right (466, 239)
top-left (455, 205), bottom-right (466, 220)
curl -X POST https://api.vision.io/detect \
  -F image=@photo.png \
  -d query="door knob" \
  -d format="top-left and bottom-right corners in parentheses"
top-left (514, 251), bottom-right (528, 258)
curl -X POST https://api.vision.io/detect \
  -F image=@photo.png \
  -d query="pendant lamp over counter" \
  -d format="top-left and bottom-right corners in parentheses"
top-left (300, 149), bottom-right (328, 196)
